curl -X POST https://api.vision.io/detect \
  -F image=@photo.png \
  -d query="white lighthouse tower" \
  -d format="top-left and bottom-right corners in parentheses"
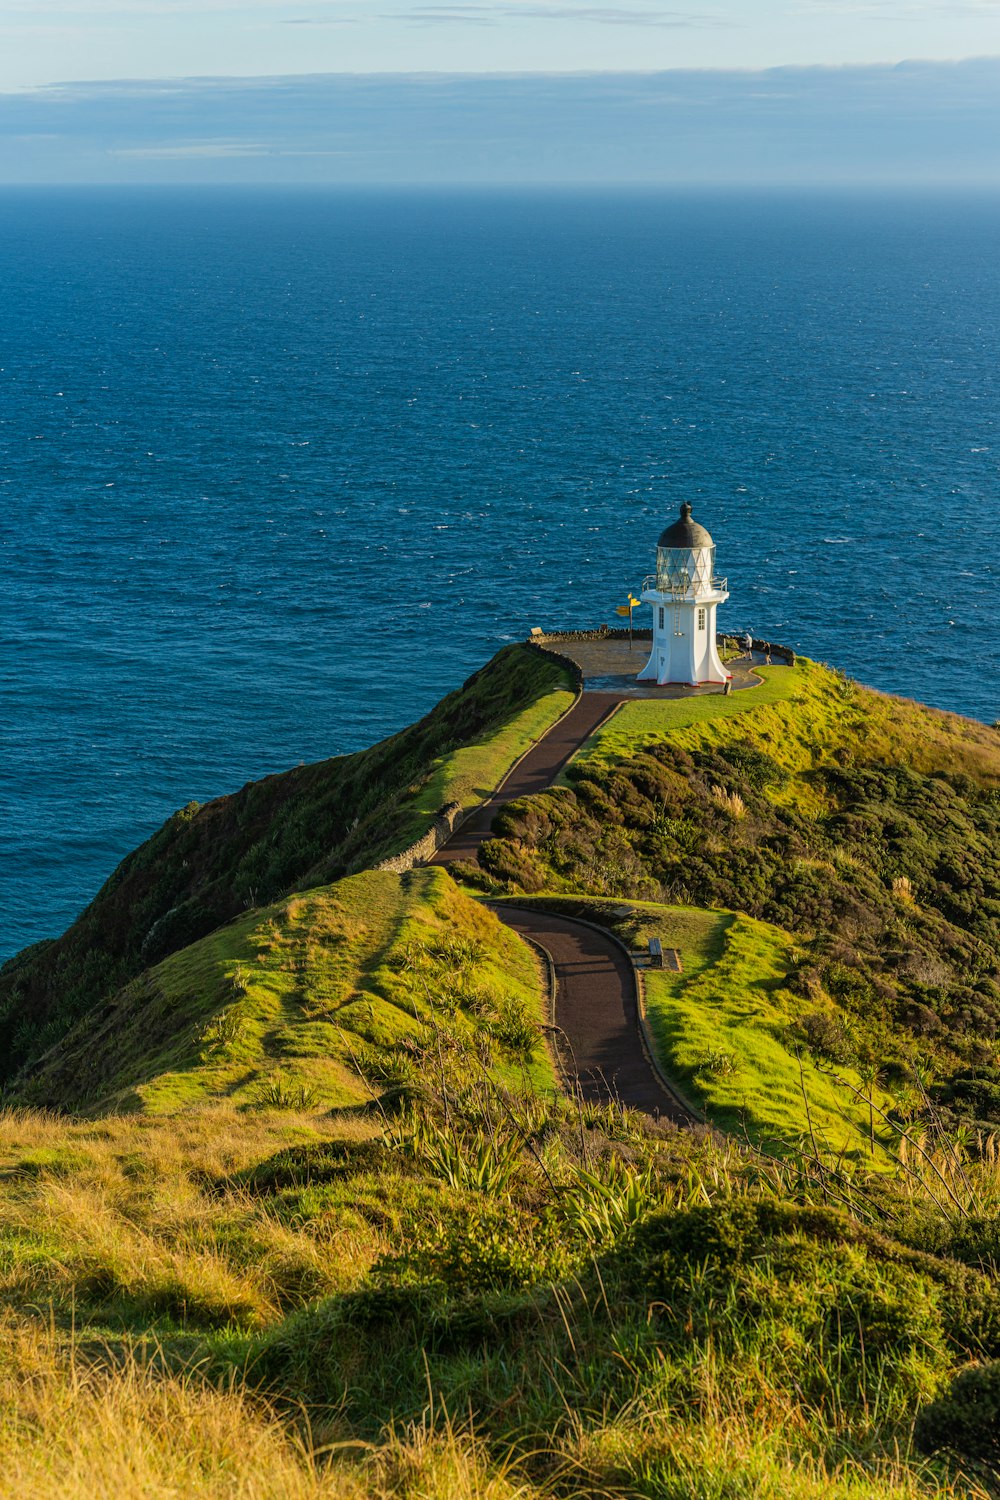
top-left (637, 502), bottom-right (731, 687)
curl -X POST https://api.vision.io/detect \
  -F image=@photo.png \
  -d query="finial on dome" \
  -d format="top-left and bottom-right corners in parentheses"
top-left (657, 502), bottom-right (714, 551)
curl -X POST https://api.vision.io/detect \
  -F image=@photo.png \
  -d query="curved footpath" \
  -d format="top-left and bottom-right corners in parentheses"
top-left (431, 675), bottom-right (705, 1121)
top-left (430, 692), bottom-right (623, 867)
top-left (495, 906), bottom-right (694, 1123)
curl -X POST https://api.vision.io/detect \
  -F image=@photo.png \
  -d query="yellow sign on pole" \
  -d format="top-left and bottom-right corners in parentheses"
top-left (615, 592), bottom-right (644, 650)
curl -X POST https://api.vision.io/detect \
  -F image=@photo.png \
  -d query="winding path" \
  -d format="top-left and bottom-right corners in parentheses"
top-left (495, 906), bottom-right (694, 1123)
top-left (431, 682), bottom-right (697, 1120)
top-left (430, 693), bottom-right (623, 867)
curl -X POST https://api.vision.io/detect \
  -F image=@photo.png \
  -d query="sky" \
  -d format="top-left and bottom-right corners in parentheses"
top-left (1, 0), bottom-right (999, 87)
top-left (0, 1), bottom-right (998, 182)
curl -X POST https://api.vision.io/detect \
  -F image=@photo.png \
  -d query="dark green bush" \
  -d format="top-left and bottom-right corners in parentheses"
top-left (915, 1361), bottom-right (1000, 1459)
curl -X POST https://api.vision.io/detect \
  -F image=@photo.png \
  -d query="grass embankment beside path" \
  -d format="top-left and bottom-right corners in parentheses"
top-left (572, 660), bottom-right (801, 771)
top-left (634, 908), bottom-right (886, 1158)
top-left (16, 867), bottom-right (554, 1114)
top-left (494, 892), bottom-right (884, 1158)
top-left (398, 677), bottom-right (575, 843)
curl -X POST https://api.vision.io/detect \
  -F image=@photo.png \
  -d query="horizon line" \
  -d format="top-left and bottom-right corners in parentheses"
top-left (9, 53), bottom-right (1000, 95)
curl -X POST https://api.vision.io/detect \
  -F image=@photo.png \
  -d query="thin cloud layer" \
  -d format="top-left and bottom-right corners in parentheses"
top-left (388, 6), bottom-right (727, 26)
top-left (1, 59), bottom-right (998, 184)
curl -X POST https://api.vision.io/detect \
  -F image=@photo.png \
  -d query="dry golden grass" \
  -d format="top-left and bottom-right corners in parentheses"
top-left (559, 1405), bottom-right (990, 1500)
top-left (0, 1319), bottom-right (359, 1499)
top-left (0, 1317), bottom-right (540, 1500)
top-left (0, 1106), bottom-right (385, 1328)
top-left (0, 1103), bottom-right (552, 1497)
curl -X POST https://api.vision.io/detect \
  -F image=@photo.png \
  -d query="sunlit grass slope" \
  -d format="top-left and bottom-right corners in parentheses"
top-left (577, 657), bottom-right (1000, 811)
top-left (633, 905), bottom-right (884, 1155)
top-left (478, 660), bottom-right (1000, 1113)
top-left (0, 645), bottom-right (572, 1083)
top-left (1, 1096), bottom-right (994, 1498)
top-left (574, 660), bottom-right (802, 769)
top-left (493, 892), bottom-right (882, 1156)
top-left (15, 868), bottom-right (553, 1114)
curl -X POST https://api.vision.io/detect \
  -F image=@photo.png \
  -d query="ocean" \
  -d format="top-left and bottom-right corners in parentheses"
top-left (1, 188), bottom-right (998, 962)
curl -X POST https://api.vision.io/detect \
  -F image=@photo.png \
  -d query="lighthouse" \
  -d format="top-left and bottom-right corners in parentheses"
top-left (637, 502), bottom-right (731, 687)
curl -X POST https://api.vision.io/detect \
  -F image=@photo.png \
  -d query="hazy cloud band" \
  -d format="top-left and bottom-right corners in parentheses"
top-left (1, 59), bottom-right (998, 184)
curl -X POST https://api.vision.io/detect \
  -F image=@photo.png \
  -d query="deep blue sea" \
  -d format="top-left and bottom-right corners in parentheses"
top-left (2, 189), bottom-right (998, 962)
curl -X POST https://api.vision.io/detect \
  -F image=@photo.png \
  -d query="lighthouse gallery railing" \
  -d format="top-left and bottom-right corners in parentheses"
top-left (641, 575), bottom-right (728, 596)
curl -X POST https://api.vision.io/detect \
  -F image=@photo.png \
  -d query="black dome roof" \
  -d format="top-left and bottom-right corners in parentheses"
top-left (657, 502), bottom-right (714, 550)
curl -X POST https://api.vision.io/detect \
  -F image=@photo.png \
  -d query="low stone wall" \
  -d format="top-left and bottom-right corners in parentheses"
top-left (748, 638), bottom-right (796, 666)
top-left (531, 627), bottom-right (652, 645)
top-left (523, 639), bottom-right (585, 689)
top-left (374, 801), bottom-right (465, 875)
top-left (532, 626), bottom-right (796, 667)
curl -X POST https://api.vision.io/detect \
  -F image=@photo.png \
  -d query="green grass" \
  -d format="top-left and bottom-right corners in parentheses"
top-left (574, 657), bottom-right (1000, 823)
top-left (0, 644), bottom-right (573, 1084)
top-left (0, 1086), bottom-right (994, 1498)
top-left (4, 650), bottom-right (1000, 1495)
top-left (491, 892), bottom-right (883, 1158)
top-left (16, 868), bottom-right (555, 1114)
top-left (399, 681), bottom-right (574, 838)
top-left (634, 905), bottom-right (883, 1157)
top-left (573, 662), bottom-right (803, 770)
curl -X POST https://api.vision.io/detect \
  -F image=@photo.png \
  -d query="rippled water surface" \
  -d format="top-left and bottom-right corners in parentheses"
top-left (2, 188), bottom-right (998, 960)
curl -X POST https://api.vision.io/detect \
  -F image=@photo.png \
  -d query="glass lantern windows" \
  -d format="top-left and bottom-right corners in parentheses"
top-left (656, 545), bottom-right (716, 595)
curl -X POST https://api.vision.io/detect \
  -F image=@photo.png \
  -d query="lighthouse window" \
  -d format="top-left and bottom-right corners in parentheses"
top-left (658, 607), bottom-right (665, 630)
top-left (697, 608), bottom-right (706, 631)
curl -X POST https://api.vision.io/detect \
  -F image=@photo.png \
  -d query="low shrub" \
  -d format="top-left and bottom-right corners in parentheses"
top-left (915, 1360), bottom-right (1000, 1460)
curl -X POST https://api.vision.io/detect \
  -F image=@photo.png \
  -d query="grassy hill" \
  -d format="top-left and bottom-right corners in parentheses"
top-left (0, 1004), bottom-right (998, 1497)
top-left (0, 645), bottom-right (572, 1082)
top-left (473, 660), bottom-right (1000, 1134)
top-left (494, 892), bottom-right (890, 1157)
top-left (2, 649), bottom-right (1000, 1497)
top-left (13, 868), bottom-right (554, 1116)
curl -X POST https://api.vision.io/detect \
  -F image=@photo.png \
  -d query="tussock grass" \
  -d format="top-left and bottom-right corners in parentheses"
top-left (0, 1318), bottom-right (364, 1499)
top-left (559, 1405), bottom-right (989, 1499)
top-left (0, 1318), bottom-right (544, 1499)
top-left (0, 1106), bottom-right (384, 1329)
top-left (0, 1088), bottom-right (995, 1497)
top-left (1, 650), bottom-right (999, 1495)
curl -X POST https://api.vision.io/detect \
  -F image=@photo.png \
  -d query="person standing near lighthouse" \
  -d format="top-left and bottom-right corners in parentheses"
top-left (637, 502), bottom-right (731, 687)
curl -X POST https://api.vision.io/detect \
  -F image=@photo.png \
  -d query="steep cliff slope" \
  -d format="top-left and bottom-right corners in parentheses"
top-left (0, 645), bottom-right (572, 1080)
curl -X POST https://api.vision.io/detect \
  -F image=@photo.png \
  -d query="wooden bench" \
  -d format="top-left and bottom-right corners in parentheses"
top-left (644, 938), bottom-right (683, 973)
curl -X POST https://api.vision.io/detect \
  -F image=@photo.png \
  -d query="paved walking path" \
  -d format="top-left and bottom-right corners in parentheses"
top-left (431, 645), bottom-right (777, 1120)
top-left (548, 637), bottom-right (765, 697)
top-left (495, 906), bottom-right (694, 1122)
top-left (429, 675), bottom-right (709, 1121)
top-left (430, 692), bottom-right (623, 866)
